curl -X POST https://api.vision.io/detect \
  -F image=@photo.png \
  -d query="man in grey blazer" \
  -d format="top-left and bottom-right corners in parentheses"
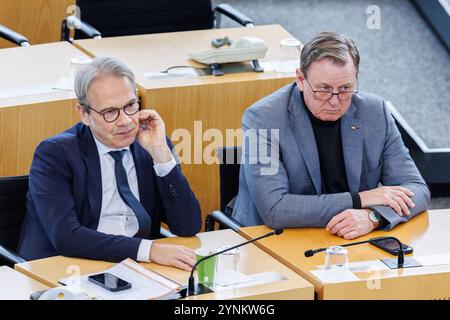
top-left (232, 32), bottom-right (430, 240)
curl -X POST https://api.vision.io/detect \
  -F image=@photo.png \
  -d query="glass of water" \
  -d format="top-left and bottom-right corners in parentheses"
top-left (70, 56), bottom-right (92, 80)
top-left (216, 245), bottom-right (240, 276)
top-left (276, 38), bottom-right (301, 73)
top-left (324, 246), bottom-right (349, 271)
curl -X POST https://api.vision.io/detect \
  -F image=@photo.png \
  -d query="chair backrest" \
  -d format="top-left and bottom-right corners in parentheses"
top-left (0, 175), bottom-right (28, 253)
top-left (75, 0), bottom-right (214, 38)
top-left (217, 146), bottom-right (242, 213)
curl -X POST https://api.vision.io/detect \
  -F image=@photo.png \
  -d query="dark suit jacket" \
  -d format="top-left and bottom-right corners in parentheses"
top-left (18, 123), bottom-right (201, 262)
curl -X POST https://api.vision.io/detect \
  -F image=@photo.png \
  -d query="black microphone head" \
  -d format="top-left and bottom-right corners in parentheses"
top-left (274, 229), bottom-right (284, 235)
top-left (304, 250), bottom-right (314, 257)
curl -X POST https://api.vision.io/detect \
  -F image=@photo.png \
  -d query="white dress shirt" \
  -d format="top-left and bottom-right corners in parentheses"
top-left (93, 136), bottom-right (176, 262)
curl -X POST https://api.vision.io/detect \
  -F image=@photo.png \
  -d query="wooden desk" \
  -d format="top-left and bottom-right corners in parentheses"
top-left (0, 42), bottom-right (90, 176)
top-left (15, 229), bottom-right (314, 300)
top-left (239, 209), bottom-right (450, 299)
top-left (0, 266), bottom-right (49, 300)
top-left (74, 24), bottom-right (298, 225)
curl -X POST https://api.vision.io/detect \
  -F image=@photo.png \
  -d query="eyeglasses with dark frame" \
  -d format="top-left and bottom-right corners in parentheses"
top-left (304, 78), bottom-right (358, 101)
top-left (84, 100), bottom-right (140, 123)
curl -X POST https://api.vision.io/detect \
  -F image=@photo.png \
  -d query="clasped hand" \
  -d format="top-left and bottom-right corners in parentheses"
top-left (327, 186), bottom-right (414, 240)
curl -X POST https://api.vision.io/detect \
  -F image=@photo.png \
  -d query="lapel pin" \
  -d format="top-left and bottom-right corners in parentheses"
top-left (351, 125), bottom-right (358, 130)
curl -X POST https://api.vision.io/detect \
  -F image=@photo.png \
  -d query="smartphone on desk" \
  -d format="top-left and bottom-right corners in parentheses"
top-left (88, 273), bottom-right (132, 292)
top-left (370, 238), bottom-right (413, 256)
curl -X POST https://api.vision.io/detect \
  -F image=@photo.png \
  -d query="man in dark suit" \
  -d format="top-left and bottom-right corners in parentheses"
top-left (18, 57), bottom-right (201, 270)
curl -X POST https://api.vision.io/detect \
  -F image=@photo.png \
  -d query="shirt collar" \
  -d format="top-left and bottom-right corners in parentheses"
top-left (92, 134), bottom-right (130, 156)
top-left (300, 90), bottom-right (340, 127)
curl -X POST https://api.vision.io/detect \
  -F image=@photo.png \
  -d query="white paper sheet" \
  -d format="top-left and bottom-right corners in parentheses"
top-left (310, 269), bottom-right (360, 283)
top-left (0, 84), bottom-right (55, 99)
top-left (214, 270), bottom-right (254, 287)
top-left (52, 77), bottom-right (74, 91)
top-left (316, 260), bottom-right (391, 273)
top-left (210, 271), bottom-right (286, 292)
top-left (59, 259), bottom-right (179, 300)
top-left (415, 253), bottom-right (450, 267)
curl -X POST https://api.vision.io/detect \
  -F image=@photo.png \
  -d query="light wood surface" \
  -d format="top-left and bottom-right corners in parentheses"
top-left (0, 0), bottom-right (74, 48)
top-left (15, 229), bottom-right (314, 300)
top-left (0, 42), bottom-right (80, 103)
top-left (0, 266), bottom-right (49, 300)
top-left (0, 42), bottom-right (89, 176)
top-left (75, 25), bottom-right (298, 224)
top-left (239, 209), bottom-right (450, 299)
top-left (75, 24), bottom-right (298, 90)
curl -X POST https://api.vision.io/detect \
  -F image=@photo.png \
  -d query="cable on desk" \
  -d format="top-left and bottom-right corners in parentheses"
top-left (161, 66), bottom-right (204, 73)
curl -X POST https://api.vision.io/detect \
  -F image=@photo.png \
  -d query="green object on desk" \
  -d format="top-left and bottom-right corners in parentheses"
top-left (195, 248), bottom-right (217, 284)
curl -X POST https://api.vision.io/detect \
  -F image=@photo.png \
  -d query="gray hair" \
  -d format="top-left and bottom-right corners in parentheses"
top-left (300, 31), bottom-right (360, 77)
top-left (74, 56), bottom-right (137, 112)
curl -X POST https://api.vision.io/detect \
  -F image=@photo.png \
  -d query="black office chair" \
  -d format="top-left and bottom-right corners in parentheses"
top-left (204, 146), bottom-right (243, 232)
top-left (62, 0), bottom-right (254, 42)
top-left (0, 24), bottom-right (30, 47)
top-left (0, 176), bottom-right (28, 267)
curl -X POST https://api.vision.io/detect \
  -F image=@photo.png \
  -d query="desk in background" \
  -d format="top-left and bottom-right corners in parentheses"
top-left (15, 229), bottom-right (314, 300)
top-left (74, 24), bottom-right (298, 225)
top-left (0, 266), bottom-right (49, 300)
top-left (239, 209), bottom-right (450, 299)
top-left (0, 42), bottom-right (91, 177)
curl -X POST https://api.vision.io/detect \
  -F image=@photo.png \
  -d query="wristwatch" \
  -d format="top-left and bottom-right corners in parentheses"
top-left (367, 209), bottom-right (380, 229)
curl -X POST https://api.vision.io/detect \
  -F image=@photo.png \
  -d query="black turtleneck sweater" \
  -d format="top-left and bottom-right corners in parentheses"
top-left (303, 98), bottom-right (361, 209)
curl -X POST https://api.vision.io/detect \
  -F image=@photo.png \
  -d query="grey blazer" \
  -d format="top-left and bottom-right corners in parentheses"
top-left (231, 83), bottom-right (430, 230)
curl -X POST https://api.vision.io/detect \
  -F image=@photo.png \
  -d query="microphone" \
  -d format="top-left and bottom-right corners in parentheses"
top-left (304, 236), bottom-right (417, 269)
top-left (179, 229), bottom-right (284, 297)
top-left (304, 247), bottom-right (327, 257)
top-left (305, 238), bottom-right (379, 258)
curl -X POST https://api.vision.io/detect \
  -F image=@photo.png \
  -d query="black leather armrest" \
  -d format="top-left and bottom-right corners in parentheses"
top-left (215, 4), bottom-right (254, 27)
top-left (205, 210), bottom-right (243, 232)
top-left (0, 25), bottom-right (30, 46)
top-left (62, 16), bottom-right (102, 42)
top-left (75, 19), bottom-right (102, 39)
top-left (0, 245), bottom-right (26, 266)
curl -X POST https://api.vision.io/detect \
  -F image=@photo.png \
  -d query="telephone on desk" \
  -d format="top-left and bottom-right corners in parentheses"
top-left (188, 36), bottom-right (268, 76)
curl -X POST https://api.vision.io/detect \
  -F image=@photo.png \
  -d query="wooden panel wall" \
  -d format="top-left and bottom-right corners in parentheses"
top-left (0, 0), bottom-right (75, 47)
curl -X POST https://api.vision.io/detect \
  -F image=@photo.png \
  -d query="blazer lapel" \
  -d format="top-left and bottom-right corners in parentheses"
top-left (78, 124), bottom-right (102, 228)
top-left (288, 86), bottom-right (322, 194)
top-left (341, 102), bottom-right (363, 192)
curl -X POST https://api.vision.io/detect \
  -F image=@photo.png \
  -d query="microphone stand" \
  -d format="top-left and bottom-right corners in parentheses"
top-left (305, 236), bottom-right (421, 269)
top-left (178, 229), bottom-right (283, 298)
